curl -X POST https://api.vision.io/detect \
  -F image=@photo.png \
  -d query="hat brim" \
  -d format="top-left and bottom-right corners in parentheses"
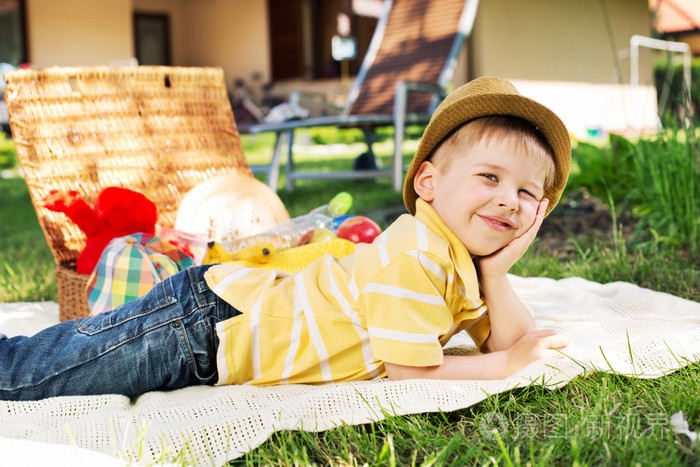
top-left (403, 88), bottom-right (571, 217)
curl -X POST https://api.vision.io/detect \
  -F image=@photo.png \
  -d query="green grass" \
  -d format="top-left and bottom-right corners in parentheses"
top-left (0, 177), bottom-right (56, 302)
top-left (0, 132), bottom-right (18, 170)
top-left (1, 131), bottom-right (699, 465)
top-left (516, 239), bottom-right (700, 303)
top-left (233, 365), bottom-right (700, 466)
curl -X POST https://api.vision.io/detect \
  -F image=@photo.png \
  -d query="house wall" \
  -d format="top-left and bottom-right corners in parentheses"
top-left (178, 0), bottom-right (271, 88)
top-left (20, 0), bottom-right (654, 87)
top-left (133, 0), bottom-right (271, 85)
top-left (15, 0), bottom-right (657, 137)
top-left (26, 0), bottom-right (133, 67)
top-left (471, 0), bottom-right (654, 85)
top-left (24, 0), bottom-right (269, 87)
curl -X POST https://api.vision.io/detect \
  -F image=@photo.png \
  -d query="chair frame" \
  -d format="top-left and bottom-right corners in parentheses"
top-left (246, 0), bottom-right (480, 192)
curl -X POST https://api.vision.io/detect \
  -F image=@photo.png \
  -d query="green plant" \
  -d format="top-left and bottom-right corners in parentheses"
top-left (567, 136), bottom-right (636, 207)
top-left (568, 129), bottom-right (700, 257)
top-left (626, 129), bottom-right (699, 255)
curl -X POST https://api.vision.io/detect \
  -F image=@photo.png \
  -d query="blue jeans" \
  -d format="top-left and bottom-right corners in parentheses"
top-left (0, 266), bottom-right (241, 401)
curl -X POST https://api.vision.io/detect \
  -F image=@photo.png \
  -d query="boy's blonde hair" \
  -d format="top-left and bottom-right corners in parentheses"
top-left (428, 115), bottom-right (556, 190)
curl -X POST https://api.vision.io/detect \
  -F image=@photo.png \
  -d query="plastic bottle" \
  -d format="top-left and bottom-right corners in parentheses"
top-left (224, 192), bottom-right (353, 252)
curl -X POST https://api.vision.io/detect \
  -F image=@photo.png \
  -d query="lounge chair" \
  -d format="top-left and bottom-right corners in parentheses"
top-left (246, 0), bottom-right (480, 192)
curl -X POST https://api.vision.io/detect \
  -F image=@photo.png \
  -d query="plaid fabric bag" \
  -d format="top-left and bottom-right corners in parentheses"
top-left (86, 233), bottom-right (194, 315)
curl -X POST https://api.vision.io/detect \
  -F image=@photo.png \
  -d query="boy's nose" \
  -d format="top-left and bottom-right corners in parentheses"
top-left (495, 190), bottom-right (518, 211)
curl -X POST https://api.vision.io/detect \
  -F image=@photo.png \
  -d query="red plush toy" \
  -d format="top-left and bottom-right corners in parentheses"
top-left (44, 187), bottom-right (158, 274)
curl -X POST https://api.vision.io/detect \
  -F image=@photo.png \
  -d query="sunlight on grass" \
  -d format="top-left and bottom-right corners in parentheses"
top-left (240, 131), bottom-right (418, 170)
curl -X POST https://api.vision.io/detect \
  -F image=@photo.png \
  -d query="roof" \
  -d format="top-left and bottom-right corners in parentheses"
top-left (650, 0), bottom-right (700, 34)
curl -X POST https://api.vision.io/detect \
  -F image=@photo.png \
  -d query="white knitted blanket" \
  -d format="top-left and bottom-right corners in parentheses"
top-left (1, 275), bottom-right (699, 466)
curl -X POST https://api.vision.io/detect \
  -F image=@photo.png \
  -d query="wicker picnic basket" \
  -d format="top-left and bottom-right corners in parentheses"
top-left (4, 66), bottom-right (253, 321)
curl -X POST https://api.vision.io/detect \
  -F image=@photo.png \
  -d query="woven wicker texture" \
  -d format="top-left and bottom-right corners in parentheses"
top-left (4, 66), bottom-right (252, 319)
top-left (55, 265), bottom-right (90, 320)
top-left (1, 276), bottom-right (699, 465)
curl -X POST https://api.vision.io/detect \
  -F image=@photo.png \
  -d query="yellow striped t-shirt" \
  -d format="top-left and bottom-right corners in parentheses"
top-left (204, 198), bottom-right (490, 386)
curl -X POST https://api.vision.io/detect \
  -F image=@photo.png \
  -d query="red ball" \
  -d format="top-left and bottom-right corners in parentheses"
top-left (336, 216), bottom-right (382, 244)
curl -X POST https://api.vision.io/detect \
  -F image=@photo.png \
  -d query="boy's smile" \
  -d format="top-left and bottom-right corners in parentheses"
top-left (414, 137), bottom-right (549, 257)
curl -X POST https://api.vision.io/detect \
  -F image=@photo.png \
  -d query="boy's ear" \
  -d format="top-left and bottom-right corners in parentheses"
top-left (413, 161), bottom-right (436, 202)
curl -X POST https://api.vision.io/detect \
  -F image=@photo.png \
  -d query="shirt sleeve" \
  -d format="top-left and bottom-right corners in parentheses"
top-left (360, 252), bottom-right (453, 367)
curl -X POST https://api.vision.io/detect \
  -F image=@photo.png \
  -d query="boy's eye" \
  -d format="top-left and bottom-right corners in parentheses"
top-left (519, 189), bottom-right (538, 199)
top-left (481, 173), bottom-right (497, 182)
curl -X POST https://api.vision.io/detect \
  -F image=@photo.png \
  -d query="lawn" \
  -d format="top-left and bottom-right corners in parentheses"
top-left (1, 127), bottom-right (699, 465)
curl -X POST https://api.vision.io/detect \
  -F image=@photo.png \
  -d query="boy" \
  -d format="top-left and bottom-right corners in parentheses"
top-left (0, 77), bottom-right (571, 401)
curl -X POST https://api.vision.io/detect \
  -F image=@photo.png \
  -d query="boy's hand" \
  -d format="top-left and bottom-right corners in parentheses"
top-left (505, 329), bottom-right (570, 375)
top-left (478, 198), bottom-right (549, 278)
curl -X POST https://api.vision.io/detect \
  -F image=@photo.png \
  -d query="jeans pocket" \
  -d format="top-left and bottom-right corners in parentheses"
top-left (181, 318), bottom-right (217, 382)
top-left (77, 280), bottom-right (177, 335)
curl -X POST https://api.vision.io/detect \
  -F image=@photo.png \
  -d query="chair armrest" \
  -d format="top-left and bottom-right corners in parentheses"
top-left (395, 81), bottom-right (447, 98)
top-left (393, 81), bottom-right (447, 117)
top-left (290, 90), bottom-right (345, 115)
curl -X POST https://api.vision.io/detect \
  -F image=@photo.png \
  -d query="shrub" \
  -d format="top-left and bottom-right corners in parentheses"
top-left (0, 133), bottom-right (17, 170)
top-left (303, 127), bottom-right (366, 145)
top-left (653, 56), bottom-right (700, 126)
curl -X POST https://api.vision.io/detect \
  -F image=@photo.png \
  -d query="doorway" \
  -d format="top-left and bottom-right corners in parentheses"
top-left (133, 13), bottom-right (172, 66)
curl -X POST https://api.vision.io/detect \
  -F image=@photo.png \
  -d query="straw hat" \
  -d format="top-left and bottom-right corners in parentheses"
top-left (403, 77), bottom-right (571, 216)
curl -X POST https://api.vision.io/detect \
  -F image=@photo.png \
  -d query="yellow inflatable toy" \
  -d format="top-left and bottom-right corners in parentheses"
top-left (203, 238), bottom-right (356, 273)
